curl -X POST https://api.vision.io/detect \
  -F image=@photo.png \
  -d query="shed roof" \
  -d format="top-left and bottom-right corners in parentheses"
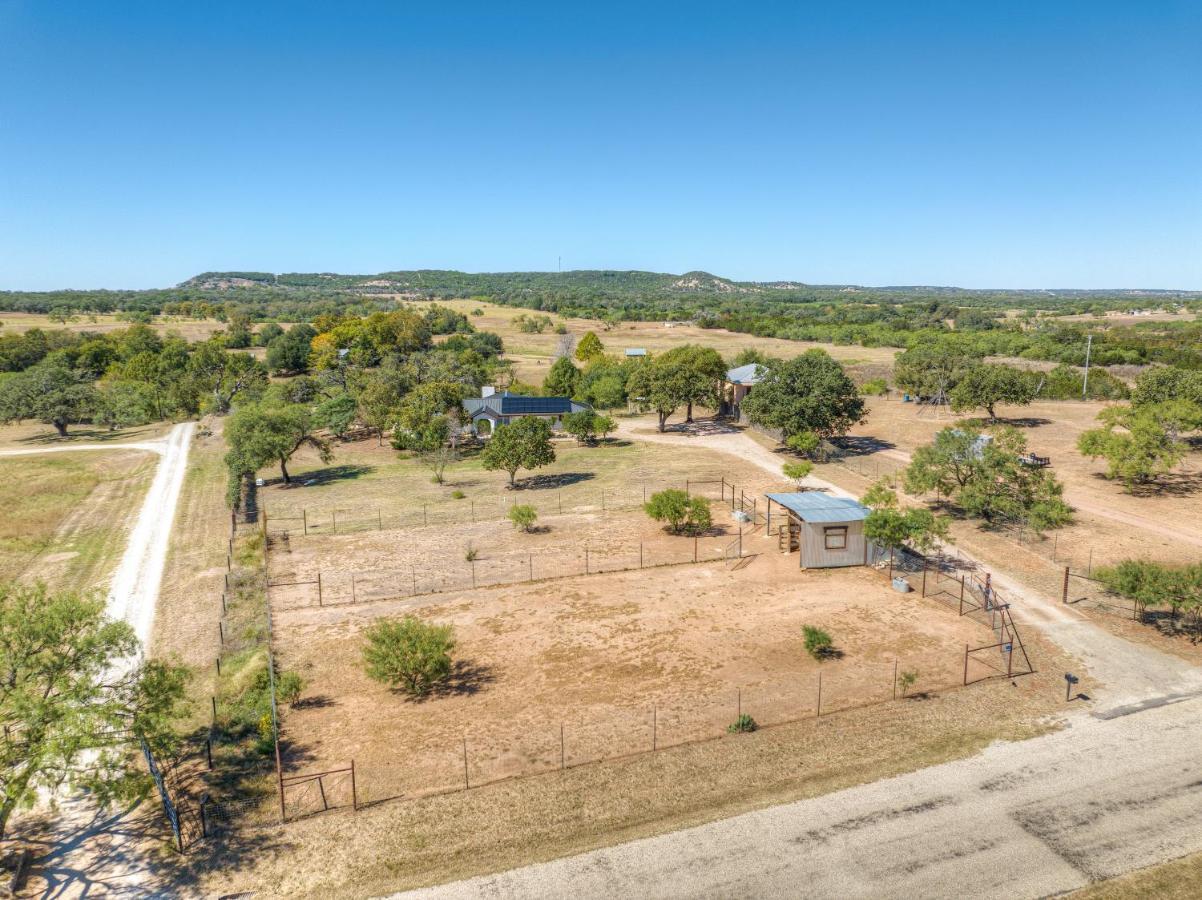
top-left (625, 348), bottom-right (646, 356)
top-left (765, 492), bottom-right (870, 523)
top-left (726, 363), bottom-right (767, 385)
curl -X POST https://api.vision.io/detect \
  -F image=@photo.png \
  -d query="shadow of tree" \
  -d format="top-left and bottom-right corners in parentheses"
top-left (514, 472), bottom-right (596, 490)
top-left (410, 660), bottom-right (496, 702)
top-left (279, 464), bottom-right (374, 488)
top-left (1120, 471), bottom-right (1202, 498)
top-left (833, 435), bottom-right (899, 456)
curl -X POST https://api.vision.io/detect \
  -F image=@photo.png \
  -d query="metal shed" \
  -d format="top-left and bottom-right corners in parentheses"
top-left (764, 492), bottom-right (871, 568)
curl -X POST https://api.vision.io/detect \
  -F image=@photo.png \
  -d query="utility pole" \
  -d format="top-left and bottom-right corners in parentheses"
top-left (1082, 334), bottom-right (1093, 399)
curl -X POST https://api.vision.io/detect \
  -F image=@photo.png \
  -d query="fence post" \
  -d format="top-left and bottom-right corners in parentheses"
top-left (332, 510), bottom-right (337, 534)
top-left (350, 759), bottom-right (358, 812)
top-left (303, 508), bottom-right (308, 536)
top-left (218, 621), bottom-right (224, 644)
top-left (737, 688), bottom-right (741, 720)
top-left (559, 491), bottom-right (563, 514)
top-left (892, 659), bottom-right (898, 700)
top-left (640, 542), bottom-right (644, 568)
top-left (888, 547), bottom-right (894, 580)
top-left (816, 672), bottom-right (822, 718)
top-left (317, 571), bottom-right (323, 606)
top-left (205, 738), bottom-right (213, 770)
top-left (462, 737), bottom-right (469, 790)
top-left (959, 576), bottom-right (965, 614)
top-left (560, 723), bottom-right (565, 769)
top-left (528, 553), bottom-right (533, 581)
top-left (1062, 566), bottom-right (1070, 604)
top-left (471, 559), bottom-right (476, 589)
top-left (215, 656), bottom-right (221, 676)
top-left (423, 504), bottom-right (427, 526)
top-left (351, 574), bottom-right (357, 603)
top-left (412, 567), bottom-right (417, 596)
top-left (652, 705), bottom-right (657, 751)
top-left (963, 643), bottom-right (969, 685)
top-left (694, 535), bottom-right (698, 563)
top-left (378, 510), bottom-right (382, 530)
top-left (585, 545), bottom-right (589, 575)
top-left (199, 794), bottom-right (209, 839)
top-left (211, 695), bottom-right (217, 721)
top-left (921, 561), bottom-right (927, 597)
top-left (471, 500), bottom-right (475, 522)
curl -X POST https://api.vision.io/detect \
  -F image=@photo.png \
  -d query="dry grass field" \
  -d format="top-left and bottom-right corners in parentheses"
top-left (408, 297), bottom-right (899, 383)
top-left (0, 449), bottom-right (156, 589)
top-left (0, 310), bottom-right (226, 340)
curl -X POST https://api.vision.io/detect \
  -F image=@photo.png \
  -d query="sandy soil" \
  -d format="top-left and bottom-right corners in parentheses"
top-left (273, 554), bottom-right (990, 813)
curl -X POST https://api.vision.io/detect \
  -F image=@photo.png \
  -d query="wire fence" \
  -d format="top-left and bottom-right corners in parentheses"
top-left (267, 527), bottom-right (755, 611)
top-left (262, 477), bottom-right (752, 538)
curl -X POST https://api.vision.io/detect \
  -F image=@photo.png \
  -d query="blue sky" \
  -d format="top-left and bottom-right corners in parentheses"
top-left (1, 1), bottom-right (1199, 290)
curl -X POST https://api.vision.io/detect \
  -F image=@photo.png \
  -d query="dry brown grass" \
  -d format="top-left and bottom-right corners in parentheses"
top-left (179, 638), bottom-right (1070, 899)
top-left (1069, 850), bottom-right (1202, 899)
top-left (0, 450), bottom-right (157, 589)
top-left (0, 311), bottom-right (225, 341)
top-left (406, 297), bottom-right (898, 384)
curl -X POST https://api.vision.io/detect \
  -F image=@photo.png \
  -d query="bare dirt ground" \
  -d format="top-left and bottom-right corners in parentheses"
top-left (272, 555), bottom-right (989, 807)
top-left (0, 419), bottom-right (173, 450)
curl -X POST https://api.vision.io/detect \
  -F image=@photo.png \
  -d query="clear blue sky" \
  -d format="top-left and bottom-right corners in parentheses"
top-left (1, 1), bottom-right (1199, 290)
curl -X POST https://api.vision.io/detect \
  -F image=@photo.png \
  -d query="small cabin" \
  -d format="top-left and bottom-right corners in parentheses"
top-left (764, 492), bottom-right (872, 569)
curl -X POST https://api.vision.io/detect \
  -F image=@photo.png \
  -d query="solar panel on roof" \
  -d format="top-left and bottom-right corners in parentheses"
top-left (500, 396), bottom-right (573, 415)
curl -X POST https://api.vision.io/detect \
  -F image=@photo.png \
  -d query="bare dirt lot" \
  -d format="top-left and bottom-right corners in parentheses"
top-left (272, 537), bottom-right (997, 811)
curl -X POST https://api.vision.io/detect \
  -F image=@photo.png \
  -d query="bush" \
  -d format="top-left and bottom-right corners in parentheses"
top-left (464, 542), bottom-right (478, 562)
top-left (362, 617), bottom-right (456, 698)
top-left (898, 670), bottom-right (918, 697)
top-left (644, 489), bottom-right (711, 535)
top-left (451, 489), bottom-right (466, 499)
top-left (782, 461), bottom-right (813, 488)
top-left (785, 431), bottom-right (820, 458)
top-left (276, 670), bottom-right (304, 707)
top-left (803, 625), bottom-right (834, 660)
top-left (256, 711), bottom-right (275, 754)
top-left (727, 714), bottom-right (758, 734)
top-left (509, 504), bottom-right (538, 532)
top-left (861, 378), bottom-right (889, 396)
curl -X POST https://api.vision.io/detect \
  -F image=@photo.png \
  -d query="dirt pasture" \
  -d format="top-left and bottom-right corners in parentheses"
top-left (271, 548), bottom-right (991, 812)
top-left (267, 504), bottom-right (748, 609)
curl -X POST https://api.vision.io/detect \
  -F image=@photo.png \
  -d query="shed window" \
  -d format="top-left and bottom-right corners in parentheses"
top-left (823, 526), bottom-right (848, 550)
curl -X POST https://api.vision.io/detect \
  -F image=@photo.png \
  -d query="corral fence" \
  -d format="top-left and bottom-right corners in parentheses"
top-left (262, 476), bottom-right (754, 538)
top-left (266, 655), bottom-right (979, 824)
top-left (267, 526), bottom-right (759, 612)
top-left (866, 543), bottom-right (1034, 683)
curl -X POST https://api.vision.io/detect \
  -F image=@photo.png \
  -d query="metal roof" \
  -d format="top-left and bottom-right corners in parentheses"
top-left (462, 394), bottom-right (589, 417)
top-left (625, 348), bottom-right (646, 356)
top-left (765, 492), bottom-right (870, 523)
top-left (726, 363), bottom-right (767, 385)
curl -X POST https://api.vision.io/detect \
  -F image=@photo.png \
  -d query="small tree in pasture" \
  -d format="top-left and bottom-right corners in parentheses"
top-left (802, 625), bottom-right (835, 660)
top-left (782, 461), bottom-right (813, 488)
top-left (509, 504), bottom-right (538, 532)
top-left (362, 617), bottom-right (456, 699)
top-left (481, 417), bottom-right (556, 487)
top-left (644, 489), bottom-right (711, 535)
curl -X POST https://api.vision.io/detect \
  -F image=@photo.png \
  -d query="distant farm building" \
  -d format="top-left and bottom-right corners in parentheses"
top-left (722, 363), bottom-right (767, 422)
top-left (463, 388), bottom-right (590, 435)
top-left (765, 492), bottom-right (872, 568)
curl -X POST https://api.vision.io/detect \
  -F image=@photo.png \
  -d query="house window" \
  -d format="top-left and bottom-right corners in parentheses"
top-left (823, 526), bottom-right (848, 550)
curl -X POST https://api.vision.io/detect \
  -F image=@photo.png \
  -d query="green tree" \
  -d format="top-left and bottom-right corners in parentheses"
top-left (1078, 400), bottom-right (1202, 489)
top-left (575, 331), bottom-right (605, 362)
top-left (313, 393), bottom-right (358, 438)
top-left (563, 410), bottom-right (612, 444)
top-left (390, 382), bottom-right (465, 450)
top-left (1131, 367), bottom-right (1202, 407)
top-left (362, 616), bottom-right (456, 698)
top-left (741, 350), bottom-right (865, 440)
top-left (508, 504), bottom-right (538, 532)
top-left (0, 362), bottom-right (99, 436)
top-left (266, 324), bottom-right (316, 374)
top-left (96, 381), bottom-right (158, 430)
top-left (644, 488), bottom-right (712, 535)
top-left (949, 364), bottom-right (1037, 421)
top-left (256, 323), bottom-right (284, 347)
top-left (0, 582), bottom-right (190, 838)
top-left (893, 340), bottom-right (978, 398)
top-left (904, 426), bottom-right (1072, 533)
top-left (786, 431), bottom-right (821, 458)
top-left (481, 416), bottom-right (556, 486)
top-left (186, 341), bottom-right (268, 413)
top-left (861, 481), bottom-right (951, 553)
top-left (782, 461), bottom-right (813, 488)
top-left (543, 356), bottom-right (581, 397)
top-left (225, 402), bottom-right (333, 484)
top-left (625, 345), bottom-right (719, 432)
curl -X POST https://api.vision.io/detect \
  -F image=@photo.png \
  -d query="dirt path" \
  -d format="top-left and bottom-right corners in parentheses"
top-left (613, 419), bottom-right (1201, 706)
top-left (10, 423), bottom-right (195, 898)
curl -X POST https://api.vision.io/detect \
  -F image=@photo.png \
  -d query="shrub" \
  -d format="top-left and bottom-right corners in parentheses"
top-left (276, 670), bottom-right (304, 707)
top-left (464, 542), bottom-right (479, 562)
top-left (451, 489), bottom-right (466, 499)
top-left (727, 714), bottom-right (758, 734)
top-left (803, 625), bottom-right (834, 660)
top-left (785, 431), bottom-right (820, 458)
top-left (362, 617), bottom-right (456, 698)
top-left (861, 378), bottom-right (889, 396)
top-left (256, 711), bottom-right (275, 754)
top-left (782, 461), bottom-right (813, 488)
top-left (644, 489), bottom-right (712, 535)
top-left (509, 504), bottom-right (538, 532)
top-left (898, 670), bottom-right (919, 697)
